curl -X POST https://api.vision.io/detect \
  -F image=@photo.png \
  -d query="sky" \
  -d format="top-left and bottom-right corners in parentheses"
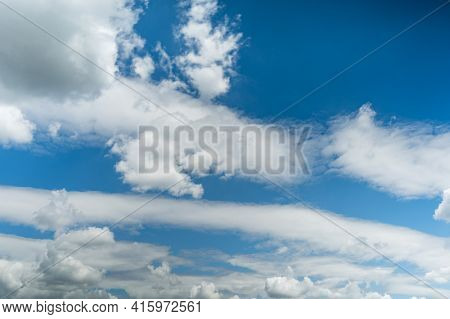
top-left (0, 0), bottom-right (450, 299)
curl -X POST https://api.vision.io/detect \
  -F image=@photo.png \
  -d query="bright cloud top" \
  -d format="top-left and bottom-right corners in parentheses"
top-left (434, 189), bottom-right (450, 222)
top-left (0, 105), bottom-right (35, 146)
top-left (177, 0), bottom-right (242, 100)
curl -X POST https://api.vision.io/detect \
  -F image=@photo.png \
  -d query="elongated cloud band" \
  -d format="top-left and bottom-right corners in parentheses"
top-left (0, 185), bottom-right (449, 298)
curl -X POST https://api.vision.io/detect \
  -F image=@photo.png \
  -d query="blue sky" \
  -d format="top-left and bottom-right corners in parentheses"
top-left (1, 0), bottom-right (450, 299)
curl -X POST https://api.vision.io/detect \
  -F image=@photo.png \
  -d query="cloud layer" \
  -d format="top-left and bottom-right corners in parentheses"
top-left (0, 185), bottom-right (449, 298)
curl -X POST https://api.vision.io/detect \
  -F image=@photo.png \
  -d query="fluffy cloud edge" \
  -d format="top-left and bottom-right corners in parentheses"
top-left (322, 104), bottom-right (450, 199)
top-left (0, 105), bottom-right (35, 146)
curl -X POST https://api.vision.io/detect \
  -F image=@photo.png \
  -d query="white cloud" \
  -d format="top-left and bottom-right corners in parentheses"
top-left (177, 0), bottom-right (241, 99)
top-left (0, 105), bottom-right (35, 145)
top-left (109, 135), bottom-right (204, 198)
top-left (265, 276), bottom-right (312, 298)
top-left (265, 276), bottom-right (390, 299)
top-left (0, 230), bottom-right (233, 298)
top-left (133, 55), bottom-right (155, 80)
top-left (0, 0), bottom-right (143, 101)
top-left (434, 189), bottom-right (450, 222)
top-left (425, 267), bottom-right (450, 284)
top-left (323, 104), bottom-right (450, 198)
top-left (32, 189), bottom-right (83, 233)
top-left (190, 281), bottom-right (221, 298)
top-left (2, 185), bottom-right (450, 272)
top-left (0, 221), bottom-right (446, 298)
top-left (148, 261), bottom-right (172, 277)
top-left (52, 227), bottom-right (170, 273)
top-left (0, 227), bottom-right (174, 298)
top-left (0, 260), bottom-right (27, 297)
top-left (48, 122), bottom-right (62, 138)
top-left (39, 249), bottom-right (103, 287)
top-left (322, 104), bottom-right (450, 222)
top-left (185, 64), bottom-right (229, 99)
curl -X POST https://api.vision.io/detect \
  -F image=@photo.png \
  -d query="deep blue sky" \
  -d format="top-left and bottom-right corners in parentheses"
top-left (137, 0), bottom-right (450, 121)
top-left (1, 0), bottom-right (450, 245)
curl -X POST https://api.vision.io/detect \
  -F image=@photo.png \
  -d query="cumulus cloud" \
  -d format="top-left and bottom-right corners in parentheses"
top-left (48, 122), bottom-right (62, 138)
top-left (177, 0), bottom-right (241, 100)
top-left (0, 223), bottom-right (444, 298)
top-left (0, 105), bottom-right (35, 146)
top-left (133, 55), bottom-right (155, 80)
top-left (191, 281), bottom-right (221, 298)
top-left (0, 0), bottom-right (145, 101)
top-left (109, 135), bottom-right (204, 198)
top-left (265, 276), bottom-right (312, 298)
top-left (323, 104), bottom-right (450, 198)
top-left (148, 261), bottom-right (172, 277)
top-left (39, 249), bottom-right (103, 287)
top-left (32, 189), bottom-right (83, 233)
top-left (0, 260), bottom-right (27, 297)
top-left (0, 230), bottom-right (228, 299)
top-left (434, 189), bottom-right (450, 222)
top-left (0, 227), bottom-right (173, 298)
top-left (265, 276), bottom-right (390, 299)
